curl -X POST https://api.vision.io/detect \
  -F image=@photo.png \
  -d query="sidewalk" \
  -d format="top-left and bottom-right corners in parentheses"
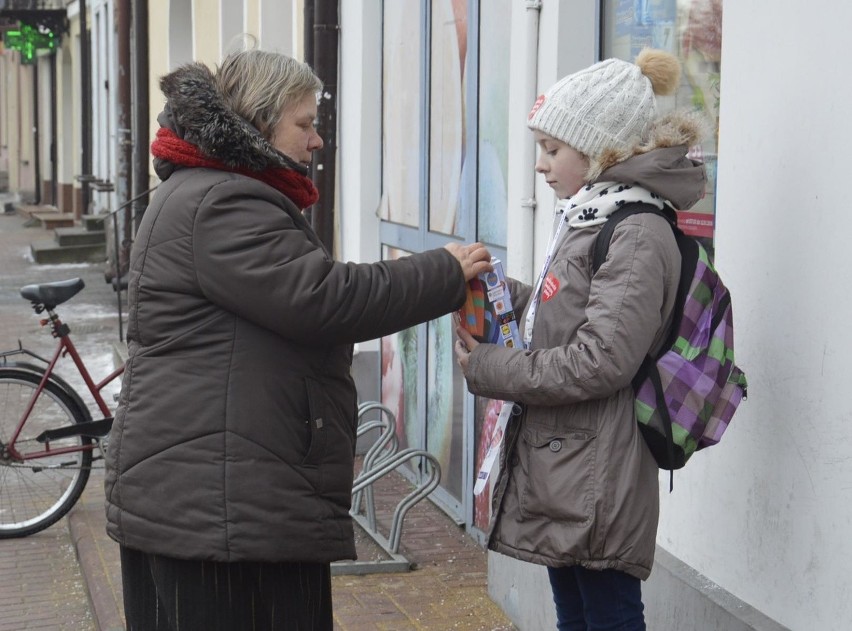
top-left (0, 213), bottom-right (517, 631)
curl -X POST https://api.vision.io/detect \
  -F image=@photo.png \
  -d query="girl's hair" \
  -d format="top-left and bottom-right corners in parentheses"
top-left (215, 49), bottom-right (322, 140)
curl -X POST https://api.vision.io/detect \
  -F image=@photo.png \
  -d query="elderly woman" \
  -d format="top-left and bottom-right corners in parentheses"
top-left (104, 49), bottom-right (490, 630)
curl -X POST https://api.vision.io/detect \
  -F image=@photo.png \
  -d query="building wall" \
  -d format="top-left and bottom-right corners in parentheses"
top-left (654, 2), bottom-right (852, 630)
top-left (0, 54), bottom-right (8, 177)
top-left (244, 0), bottom-right (259, 45)
top-left (16, 58), bottom-right (35, 198)
top-left (0, 52), bottom-right (21, 191)
top-left (220, 0), bottom-right (245, 57)
top-left (56, 40), bottom-right (75, 211)
top-left (36, 55), bottom-right (47, 201)
top-left (0, 52), bottom-right (33, 198)
top-left (147, 0), bottom-right (167, 157)
top-left (338, 0), bottom-right (380, 364)
top-left (67, 5), bottom-right (84, 214)
top-left (490, 1), bottom-right (851, 630)
top-left (193, 0), bottom-right (220, 66)
top-left (258, 0), bottom-right (295, 55)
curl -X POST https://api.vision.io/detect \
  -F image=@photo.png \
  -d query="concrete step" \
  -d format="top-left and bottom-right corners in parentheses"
top-left (55, 226), bottom-right (106, 246)
top-left (82, 213), bottom-right (109, 232)
top-left (31, 210), bottom-right (76, 230)
top-left (30, 239), bottom-right (106, 265)
top-left (15, 203), bottom-right (51, 218)
top-left (1, 191), bottom-right (17, 214)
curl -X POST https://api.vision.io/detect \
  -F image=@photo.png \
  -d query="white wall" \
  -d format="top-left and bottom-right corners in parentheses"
top-left (497, 1), bottom-right (852, 629)
top-left (168, 0), bottom-right (193, 68)
top-left (656, 2), bottom-right (852, 630)
top-left (220, 0), bottom-right (245, 58)
top-left (505, 0), bottom-right (598, 285)
top-left (337, 0), bottom-right (382, 356)
top-left (338, 0), bottom-right (381, 267)
top-left (259, 0), bottom-right (295, 55)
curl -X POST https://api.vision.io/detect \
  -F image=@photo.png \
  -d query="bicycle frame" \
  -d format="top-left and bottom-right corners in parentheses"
top-left (1, 309), bottom-right (124, 462)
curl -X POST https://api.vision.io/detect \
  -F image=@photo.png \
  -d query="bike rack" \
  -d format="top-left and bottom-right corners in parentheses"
top-left (331, 402), bottom-right (442, 576)
top-left (351, 401), bottom-right (399, 526)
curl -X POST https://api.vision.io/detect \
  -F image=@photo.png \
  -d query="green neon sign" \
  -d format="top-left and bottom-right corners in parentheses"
top-left (3, 24), bottom-right (57, 64)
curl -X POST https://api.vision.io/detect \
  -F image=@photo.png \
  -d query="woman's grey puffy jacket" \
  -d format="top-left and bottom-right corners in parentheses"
top-left (104, 65), bottom-right (467, 563)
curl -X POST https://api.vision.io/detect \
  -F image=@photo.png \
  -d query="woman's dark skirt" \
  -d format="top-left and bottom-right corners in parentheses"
top-left (120, 545), bottom-right (333, 631)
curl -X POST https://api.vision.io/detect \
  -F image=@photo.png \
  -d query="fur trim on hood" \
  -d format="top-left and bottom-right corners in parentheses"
top-left (589, 110), bottom-right (710, 210)
top-left (157, 63), bottom-right (305, 174)
top-left (586, 110), bottom-right (709, 182)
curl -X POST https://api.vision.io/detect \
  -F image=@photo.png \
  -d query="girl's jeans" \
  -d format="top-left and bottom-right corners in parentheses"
top-left (547, 565), bottom-right (645, 631)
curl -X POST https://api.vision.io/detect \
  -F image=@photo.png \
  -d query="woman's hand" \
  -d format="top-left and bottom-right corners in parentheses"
top-left (444, 242), bottom-right (493, 281)
top-left (454, 326), bottom-right (480, 372)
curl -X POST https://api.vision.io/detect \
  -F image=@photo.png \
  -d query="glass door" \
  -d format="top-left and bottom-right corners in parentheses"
top-left (379, 0), bottom-right (510, 530)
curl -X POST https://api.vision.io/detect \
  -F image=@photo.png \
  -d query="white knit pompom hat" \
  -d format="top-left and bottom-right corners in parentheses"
top-left (527, 49), bottom-right (681, 160)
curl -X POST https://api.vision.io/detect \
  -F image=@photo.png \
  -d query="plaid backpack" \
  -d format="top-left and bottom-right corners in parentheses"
top-left (592, 203), bottom-right (748, 486)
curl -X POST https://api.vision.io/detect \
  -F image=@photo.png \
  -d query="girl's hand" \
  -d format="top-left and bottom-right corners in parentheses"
top-left (454, 327), bottom-right (480, 371)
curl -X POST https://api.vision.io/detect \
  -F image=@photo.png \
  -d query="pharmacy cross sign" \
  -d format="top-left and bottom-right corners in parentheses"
top-left (3, 22), bottom-right (56, 63)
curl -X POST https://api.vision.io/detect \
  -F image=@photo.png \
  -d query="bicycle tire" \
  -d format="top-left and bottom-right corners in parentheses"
top-left (0, 368), bottom-right (93, 538)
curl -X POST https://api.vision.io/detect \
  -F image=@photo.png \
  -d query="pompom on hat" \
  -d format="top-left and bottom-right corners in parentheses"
top-left (527, 49), bottom-right (681, 160)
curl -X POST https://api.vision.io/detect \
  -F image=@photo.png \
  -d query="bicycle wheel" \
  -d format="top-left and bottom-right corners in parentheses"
top-left (0, 368), bottom-right (93, 538)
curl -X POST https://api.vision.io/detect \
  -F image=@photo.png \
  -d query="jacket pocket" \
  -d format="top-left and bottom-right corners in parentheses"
top-left (518, 425), bottom-right (596, 525)
top-left (302, 377), bottom-right (329, 467)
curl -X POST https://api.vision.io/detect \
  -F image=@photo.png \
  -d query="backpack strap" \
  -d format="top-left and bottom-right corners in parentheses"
top-left (647, 364), bottom-right (676, 492)
top-left (592, 202), bottom-right (684, 488)
top-left (592, 202), bottom-right (688, 372)
top-left (591, 202), bottom-right (675, 274)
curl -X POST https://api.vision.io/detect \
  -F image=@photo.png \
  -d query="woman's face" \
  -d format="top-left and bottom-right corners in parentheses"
top-left (270, 92), bottom-right (324, 168)
top-left (533, 131), bottom-right (589, 199)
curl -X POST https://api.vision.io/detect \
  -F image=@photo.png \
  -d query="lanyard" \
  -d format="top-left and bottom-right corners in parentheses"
top-left (523, 201), bottom-right (569, 349)
top-left (476, 209), bottom-right (567, 495)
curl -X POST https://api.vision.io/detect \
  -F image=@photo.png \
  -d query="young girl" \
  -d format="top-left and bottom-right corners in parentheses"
top-left (455, 49), bottom-right (707, 630)
top-left (106, 49), bottom-right (491, 631)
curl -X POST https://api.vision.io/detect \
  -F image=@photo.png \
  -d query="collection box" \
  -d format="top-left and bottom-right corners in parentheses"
top-left (457, 258), bottom-right (522, 349)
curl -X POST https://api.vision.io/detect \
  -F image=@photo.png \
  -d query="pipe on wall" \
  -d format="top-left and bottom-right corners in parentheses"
top-left (32, 60), bottom-right (40, 204)
top-left (309, 0), bottom-right (339, 253)
top-left (79, 0), bottom-right (92, 216)
top-left (115, 0), bottom-right (132, 242)
top-left (49, 51), bottom-right (58, 204)
top-left (130, 0), bottom-right (149, 234)
top-left (512, 0), bottom-right (541, 283)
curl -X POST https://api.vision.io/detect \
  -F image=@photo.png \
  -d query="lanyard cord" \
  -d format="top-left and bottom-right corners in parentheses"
top-left (523, 203), bottom-right (569, 349)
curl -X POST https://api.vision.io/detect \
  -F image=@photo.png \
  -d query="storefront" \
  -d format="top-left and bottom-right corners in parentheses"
top-left (370, 0), bottom-right (723, 542)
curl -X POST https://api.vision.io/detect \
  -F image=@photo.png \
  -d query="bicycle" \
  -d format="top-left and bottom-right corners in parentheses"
top-left (0, 277), bottom-right (124, 538)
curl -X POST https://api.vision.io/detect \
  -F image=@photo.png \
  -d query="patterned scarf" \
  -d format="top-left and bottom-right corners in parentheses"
top-left (150, 127), bottom-right (320, 210)
top-left (557, 181), bottom-right (665, 228)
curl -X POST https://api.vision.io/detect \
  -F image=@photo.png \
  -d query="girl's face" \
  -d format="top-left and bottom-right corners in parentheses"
top-left (533, 131), bottom-right (589, 199)
top-left (270, 92), bottom-right (324, 168)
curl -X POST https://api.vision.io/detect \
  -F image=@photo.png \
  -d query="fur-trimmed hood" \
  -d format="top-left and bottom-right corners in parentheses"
top-left (153, 63), bottom-right (306, 180)
top-left (591, 111), bottom-right (709, 210)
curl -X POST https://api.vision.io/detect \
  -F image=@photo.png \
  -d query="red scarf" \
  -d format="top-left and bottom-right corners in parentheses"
top-left (150, 127), bottom-right (319, 209)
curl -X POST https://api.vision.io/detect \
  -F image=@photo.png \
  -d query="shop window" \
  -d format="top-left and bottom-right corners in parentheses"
top-left (378, 0), bottom-right (511, 528)
top-left (378, 0), bottom-right (423, 228)
top-left (602, 0), bottom-right (722, 250)
top-left (476, 0), bottom-right (510, 248)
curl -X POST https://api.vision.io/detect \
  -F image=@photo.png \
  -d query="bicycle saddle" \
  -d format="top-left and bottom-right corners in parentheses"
top-left (20, 278), bottom-right (86, 309)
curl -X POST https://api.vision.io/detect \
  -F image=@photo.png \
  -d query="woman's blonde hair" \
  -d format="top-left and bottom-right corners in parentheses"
top-left (215, 49), bottom-right (322, 140)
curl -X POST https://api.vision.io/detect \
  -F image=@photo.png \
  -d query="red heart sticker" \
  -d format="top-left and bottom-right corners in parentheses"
top-left (542, 273), bottom-right (560, 302)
